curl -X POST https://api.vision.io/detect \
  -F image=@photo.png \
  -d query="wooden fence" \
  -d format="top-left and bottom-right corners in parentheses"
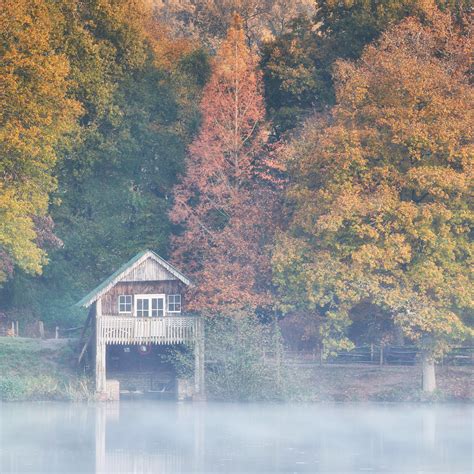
top-left (0, 321), bottom-right (19, 337)
top-left (286, 345), bottom-right (474, 367)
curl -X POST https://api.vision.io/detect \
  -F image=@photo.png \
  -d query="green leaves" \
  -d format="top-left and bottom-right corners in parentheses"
top-left (274, 9), bottom-right (473, 359)
top-left (1, 0), bottom-right (208, 326)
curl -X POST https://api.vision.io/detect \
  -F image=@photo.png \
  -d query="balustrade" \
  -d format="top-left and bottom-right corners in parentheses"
top-left (97, 315), bottom-right (196, 345)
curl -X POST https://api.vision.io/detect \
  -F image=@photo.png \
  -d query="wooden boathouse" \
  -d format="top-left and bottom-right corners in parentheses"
top-left (77, 250), bottom-right (204, 400)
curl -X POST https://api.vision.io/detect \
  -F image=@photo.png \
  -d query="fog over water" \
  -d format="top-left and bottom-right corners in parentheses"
top-left (0, 401), bottom-right (472, 473)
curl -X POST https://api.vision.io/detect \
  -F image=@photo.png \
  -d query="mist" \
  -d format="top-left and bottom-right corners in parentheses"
top-left (1, 401), bottom-right (472, 473)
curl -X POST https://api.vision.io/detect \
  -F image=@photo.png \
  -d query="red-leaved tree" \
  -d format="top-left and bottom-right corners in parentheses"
top-left (170, 15), bottom-right (277, 314)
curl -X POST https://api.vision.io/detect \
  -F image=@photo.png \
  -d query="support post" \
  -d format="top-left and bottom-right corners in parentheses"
top-left (194, 317), bottom-right (205, 400)
top-left (96, 341), bottom-right (106, 394)
top-left (95, 299), bottom-right (106, 396)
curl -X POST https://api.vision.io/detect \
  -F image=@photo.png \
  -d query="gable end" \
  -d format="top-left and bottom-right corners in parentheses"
top-left (76, 250), bottom-right (190, 308)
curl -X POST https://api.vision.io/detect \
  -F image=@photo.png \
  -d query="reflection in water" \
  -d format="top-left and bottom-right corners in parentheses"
top-left (1, 401), bottom-right (472, 473)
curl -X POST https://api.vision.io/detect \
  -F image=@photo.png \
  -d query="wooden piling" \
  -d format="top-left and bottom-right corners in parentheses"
top-left (193, 317), bottom-right (205, 400)
top-left (95, 299), bottom-right (107, 395)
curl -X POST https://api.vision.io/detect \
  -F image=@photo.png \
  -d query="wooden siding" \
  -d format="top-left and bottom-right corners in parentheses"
top-left (101, 281), bottom-right (185, 316)
top-left (78, 250), bottom-right (190, 308)
top-left (121, 257), bottom-right (177, 282)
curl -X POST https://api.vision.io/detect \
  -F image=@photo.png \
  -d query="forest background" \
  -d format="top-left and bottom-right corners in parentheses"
top-left (0, 0), bottom-right (472, 392)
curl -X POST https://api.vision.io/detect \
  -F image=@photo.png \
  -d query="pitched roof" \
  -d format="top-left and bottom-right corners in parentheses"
top-left (76, 250), bottom-right (191, 308)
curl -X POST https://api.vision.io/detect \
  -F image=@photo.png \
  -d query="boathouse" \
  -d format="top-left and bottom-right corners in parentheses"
top-left (77, 250), bottom-right (204, 400)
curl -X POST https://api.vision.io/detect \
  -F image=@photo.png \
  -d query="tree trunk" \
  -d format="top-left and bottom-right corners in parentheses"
top-left (421, 352), bottom-right (436, 393)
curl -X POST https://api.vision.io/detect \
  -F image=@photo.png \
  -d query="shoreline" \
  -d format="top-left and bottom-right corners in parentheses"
top-left (1, 337), bottom-right (472, 403)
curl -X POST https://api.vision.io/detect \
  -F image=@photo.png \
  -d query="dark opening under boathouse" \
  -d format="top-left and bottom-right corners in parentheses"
top-left (77, 250), bottom-right (204, 401)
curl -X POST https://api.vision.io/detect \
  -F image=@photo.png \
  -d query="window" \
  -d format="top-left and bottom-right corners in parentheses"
top-left (167, 294), bottom-right (181, 313)
top-left (135, 294), bottom-right (165, 317)
top-left (118, 295), bottom-right (132, 313)
top-left (136, 297), bottom-right (149, 317)
top-left (151, 297), bottom-right (164, 317)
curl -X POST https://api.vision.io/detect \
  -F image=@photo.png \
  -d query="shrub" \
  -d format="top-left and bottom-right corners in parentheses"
top-left (0, 377), bottom-right (29, 401)
top-left (0, 374), bottom-right (94, 401)
top-left (165, 314), bottom-right (311, 402)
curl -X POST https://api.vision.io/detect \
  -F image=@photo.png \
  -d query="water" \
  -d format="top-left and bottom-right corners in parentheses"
top-left (0, 401), bottom-right (472, 473)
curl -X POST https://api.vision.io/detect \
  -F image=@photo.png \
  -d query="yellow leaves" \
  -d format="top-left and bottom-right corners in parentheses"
top-left (144, 12), bottom-right (197, 71)
top-left (406, 166), bottom-right (470, 200)
top-left (411, 260), bottom-right (445, 291)
top-left (213, 14), bottom-right (257, 83)
top-left (272, 233), bottom-right (304, 274)
top-left (395, 201), bottom-right (418, 228)
top-left (351, 234), bottom-right (412, 271)
top-left (353, 223), bottom-right (380, 241)
top-left (396, 306), bottom-right (467, 344)
top-left (0, 0), bottom-right (81, 281)
top-left (0, 186), bottom-right (46, 277)
top-left (333, 60), bottom-right (368, 109)
top-left (274, 7), bottom-right (472, 354)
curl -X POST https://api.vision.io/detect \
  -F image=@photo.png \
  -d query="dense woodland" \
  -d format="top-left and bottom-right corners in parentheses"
top-left (0, 0), bottom-right (472, 390)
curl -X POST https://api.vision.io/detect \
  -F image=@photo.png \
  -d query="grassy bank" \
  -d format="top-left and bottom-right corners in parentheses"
top-left (0, 337), bottom-right (92, 401)
top-left (307, 364), bottom-right (473, 402)
top-left (1, 337), bottom-right (471, 402)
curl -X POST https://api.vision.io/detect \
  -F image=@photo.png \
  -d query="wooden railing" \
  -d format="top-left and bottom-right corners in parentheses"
top-left (97, 315), bottom-right (197, 345)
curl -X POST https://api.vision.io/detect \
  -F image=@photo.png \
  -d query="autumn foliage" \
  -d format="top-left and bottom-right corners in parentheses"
top-left (170, 15), bottom-right (276, 313)
top-left (0, 0), bottom-right (80, 282)
top-left (273, 7), bottom-right (473, 362)
top-left (1, 0), bottom-right (472, 397)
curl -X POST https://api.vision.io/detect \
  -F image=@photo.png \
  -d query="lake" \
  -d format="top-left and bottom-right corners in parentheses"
top-left (0, 401), bottom-right (472, 473)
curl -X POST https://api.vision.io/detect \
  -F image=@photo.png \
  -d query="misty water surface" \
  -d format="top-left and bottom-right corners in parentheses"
top-left (0, 401), bottom-right (472, 473)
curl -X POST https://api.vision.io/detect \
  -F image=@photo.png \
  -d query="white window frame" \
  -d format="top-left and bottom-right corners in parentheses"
top-left (167, 294), bottom-right (182, 313)
top-left (118, 295), bottom-right (132, 314)
top-left (134, 294), bottom-right (166, 317)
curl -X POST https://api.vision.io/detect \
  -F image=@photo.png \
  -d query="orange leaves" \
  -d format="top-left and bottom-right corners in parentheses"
top-left (275, 6), bottom-right (472, 354)
top-left (351, 234), bottom-right (412, 271)
top-left (406, 167), bottom-right (470, 199)
top-left (170, 16), bottom-right (277, 314)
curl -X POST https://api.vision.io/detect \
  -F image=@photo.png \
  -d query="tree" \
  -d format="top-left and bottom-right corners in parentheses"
top-left (0, 0), bottom-right (80, 284)
top-left (273, 7), bottom-right (473, 392)
top-left (0, 0), bottom-right (208, 327)
top-left (170, 15), bottom-right (276, 314)
top-left (154, 0), bottom-right (316, 48)
top-left (261, 0), bottom-right (471, 135)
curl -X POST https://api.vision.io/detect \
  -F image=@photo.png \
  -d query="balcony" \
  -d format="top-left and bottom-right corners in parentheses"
top-left (97, 315), bottom-right (198, 345)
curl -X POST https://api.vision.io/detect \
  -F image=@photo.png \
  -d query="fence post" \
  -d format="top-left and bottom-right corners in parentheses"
top-left (370, 343), bottom-right (374, 363)
top-left (55, 326), bottom-right (59, 339)
top-left (37, 321), bottom-right (45, 339)
top-left (11, 321), bottom-right (15, 337)
top-left (379, 344), bottom-right (384, 366)
top-left (15, 321), bottom-right (19, 337)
